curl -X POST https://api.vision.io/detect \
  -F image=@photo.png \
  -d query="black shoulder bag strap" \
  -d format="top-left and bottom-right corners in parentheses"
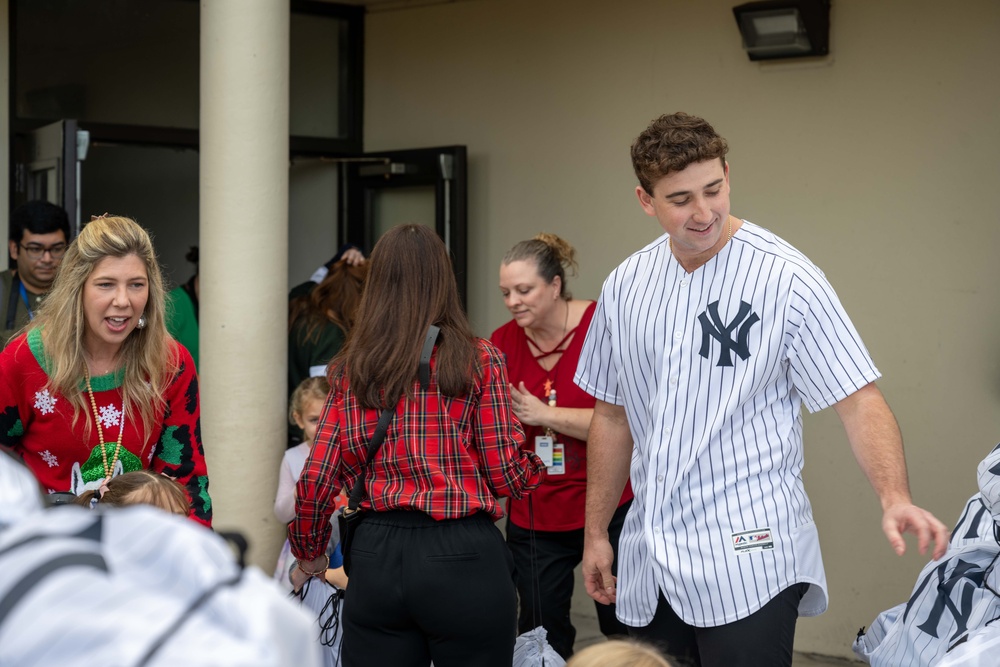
top-left (344, 324), bottom-right (440, 514)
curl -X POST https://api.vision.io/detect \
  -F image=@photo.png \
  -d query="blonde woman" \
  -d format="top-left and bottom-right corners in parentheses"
top-left (493, 233), bottom-right (632, 658)
top-left (0, 215), bottom-right (211, 526)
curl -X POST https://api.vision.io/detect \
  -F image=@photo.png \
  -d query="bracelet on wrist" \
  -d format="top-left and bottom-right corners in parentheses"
top-left (296, 554), bottom-right (330, 576)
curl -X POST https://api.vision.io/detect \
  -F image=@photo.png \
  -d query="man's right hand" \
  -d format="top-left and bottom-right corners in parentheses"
top-left (583, 535), bottom-right (617, 605)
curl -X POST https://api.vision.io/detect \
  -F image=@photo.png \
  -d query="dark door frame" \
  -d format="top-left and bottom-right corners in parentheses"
top-left (340, 146), bottom-right (469, 307)
top-left (7, 0), bottom-right (365, 191)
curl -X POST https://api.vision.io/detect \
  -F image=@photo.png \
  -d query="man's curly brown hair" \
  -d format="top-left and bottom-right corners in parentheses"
top-left (631, 112), bottom-right (729, 195)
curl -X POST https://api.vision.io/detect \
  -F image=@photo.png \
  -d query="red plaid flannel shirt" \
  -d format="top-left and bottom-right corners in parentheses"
top-left (290, 339), bottom-right (545, 560)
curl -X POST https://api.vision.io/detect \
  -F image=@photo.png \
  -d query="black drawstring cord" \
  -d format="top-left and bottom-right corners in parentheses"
top-left (318, 585), bottom-right (345, 648)
top-left (290, 577), bottom-right (345, 662)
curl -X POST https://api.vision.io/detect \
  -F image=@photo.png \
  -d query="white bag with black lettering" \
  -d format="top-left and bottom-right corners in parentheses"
top-left (0, 452), bottom-right (321, 667)
top-left (854, 463), bottom-right (1000, 667)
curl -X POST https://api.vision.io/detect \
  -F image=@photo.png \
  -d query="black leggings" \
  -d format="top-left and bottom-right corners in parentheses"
top-left (341, 510), bottom-right (517, 667)
top-left (628, 584), bottom-right (809, 667)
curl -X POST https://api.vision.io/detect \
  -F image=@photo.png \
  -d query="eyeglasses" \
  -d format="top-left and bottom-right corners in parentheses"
top-left (19, 243), bottom-right (68, 260)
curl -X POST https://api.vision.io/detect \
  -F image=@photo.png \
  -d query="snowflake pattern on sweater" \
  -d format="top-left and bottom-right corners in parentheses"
top-left (0, 329), bottom-right (212, 526)
top-left (33, 389), bottom-right (57, 415)
top-left (98, 403), bottom-right (123, 431)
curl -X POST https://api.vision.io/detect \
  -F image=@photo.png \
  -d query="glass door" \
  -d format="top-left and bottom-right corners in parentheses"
top-left (13, 120), bottom-right (90, 236)
top-left (340, 146), bottom-right (468, 306)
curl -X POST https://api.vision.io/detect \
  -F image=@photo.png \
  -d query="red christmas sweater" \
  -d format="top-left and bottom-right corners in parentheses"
top-left (0, 329), bottom-right (212, 526)
top-left (492, 301), bottom-right (632, 532)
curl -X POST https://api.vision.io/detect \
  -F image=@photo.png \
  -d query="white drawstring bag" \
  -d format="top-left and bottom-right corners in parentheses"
top-left (512, 498), bottom-right (566, 667)
top-left (937, 625), bottom-right (1000, 667)
top-left (854, 447), bottom-right (1000, 667)
top-left (290, 577), bottom-right (346, 667)
top-left (513, 626), bottom-right (566, 667)
top-left (0, 453), bottom-right (321, 667)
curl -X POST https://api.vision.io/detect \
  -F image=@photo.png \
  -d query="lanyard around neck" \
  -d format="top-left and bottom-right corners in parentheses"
top-left (18, 279), bottom-right (35, 320)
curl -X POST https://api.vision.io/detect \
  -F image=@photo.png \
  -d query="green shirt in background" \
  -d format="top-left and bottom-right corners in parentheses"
top-left (165, 284), bottom-right (199, 369)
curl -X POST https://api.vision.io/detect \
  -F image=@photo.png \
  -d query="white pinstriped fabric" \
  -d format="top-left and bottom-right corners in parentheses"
top-left (575, 220), bottom-right (881, 627)
top-left (977, 443), bottom-right (1000, 525)
top-left (854, 447), bottom-right (1000, 665)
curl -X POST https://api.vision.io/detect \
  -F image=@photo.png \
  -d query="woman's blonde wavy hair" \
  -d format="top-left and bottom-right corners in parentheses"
top-left (30, 215), bottom-right (176, 445)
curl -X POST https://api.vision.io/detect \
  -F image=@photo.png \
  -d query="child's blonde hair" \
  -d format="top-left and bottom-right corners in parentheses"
top-left (566, 639), bottom-right (679, 667)
top-left (76, 470), bottom-right (190, 516)
top-left (289, 376), bottom-right (331, 424)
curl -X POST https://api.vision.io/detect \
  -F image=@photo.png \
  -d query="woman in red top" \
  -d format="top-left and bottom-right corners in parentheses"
top-left (290, 224), bottom-right (544, 667)
top-left (0, 215), bottom-right (211, 526)
top-left (493, 233), bottom-right (632, 659)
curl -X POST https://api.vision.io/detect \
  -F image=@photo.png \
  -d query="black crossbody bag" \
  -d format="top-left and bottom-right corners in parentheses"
top-left (338, 324), bottom-right (439, 575)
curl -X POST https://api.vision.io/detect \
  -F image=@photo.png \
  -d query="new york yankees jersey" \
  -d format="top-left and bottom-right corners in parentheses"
top-left (977, 442), bottom-right (1000, 527)
top-left (854, 445), bottom-right (1000, 665)
top-left (575, 220), bottom-right (881, 627)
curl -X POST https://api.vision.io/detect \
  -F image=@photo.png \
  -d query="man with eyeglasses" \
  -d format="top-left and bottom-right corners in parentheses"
top-left (2, 201), bottom-right (71, 346)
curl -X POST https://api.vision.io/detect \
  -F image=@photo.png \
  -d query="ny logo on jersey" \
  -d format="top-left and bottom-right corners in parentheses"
top-left (903, 558), bottom-right (985, 641)
top-left (697, 300), bottom-right (760, 367)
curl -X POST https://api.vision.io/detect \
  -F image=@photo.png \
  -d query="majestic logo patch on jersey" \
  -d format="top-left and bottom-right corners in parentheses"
top-left (698, 300), bottom-right (760, 367)
top-left (731, 528), bottom-right (774, 554)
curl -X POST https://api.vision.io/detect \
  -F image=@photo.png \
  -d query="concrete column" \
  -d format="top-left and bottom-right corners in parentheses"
top-left (200, 0), bottom-right (288, 568)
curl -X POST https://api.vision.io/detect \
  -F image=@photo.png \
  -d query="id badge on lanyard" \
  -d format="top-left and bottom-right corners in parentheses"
top-left (534, 384), bottom-right (565, 474)
top-left (533, 435), bottom-right (565, 475)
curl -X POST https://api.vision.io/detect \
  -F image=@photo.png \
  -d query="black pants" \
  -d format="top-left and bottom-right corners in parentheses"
top-left (628, 584), bottom-right (809, 667)
top-left (506, 500), bottom-right (631, 659)
top-left (341, 510), bottom-right (517, 667)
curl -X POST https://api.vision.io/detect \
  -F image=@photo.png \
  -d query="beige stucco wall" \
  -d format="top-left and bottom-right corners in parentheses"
top-left (364, 0), bottom-right (1000, 657)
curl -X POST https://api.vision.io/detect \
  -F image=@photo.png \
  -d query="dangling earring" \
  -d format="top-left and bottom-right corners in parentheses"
top-left (137, 314), bottom-right (147, 329)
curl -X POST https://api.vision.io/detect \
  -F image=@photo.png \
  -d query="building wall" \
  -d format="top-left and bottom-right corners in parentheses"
top-left (364, 0), bottom-right (1000, 657)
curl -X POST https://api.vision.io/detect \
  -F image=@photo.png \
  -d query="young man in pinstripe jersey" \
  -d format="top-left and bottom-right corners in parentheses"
top-left (574, 112), bottom-right (949, 666)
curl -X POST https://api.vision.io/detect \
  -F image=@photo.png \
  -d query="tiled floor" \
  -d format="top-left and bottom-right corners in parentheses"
top-left (569, 566), bottom-right (863, 666)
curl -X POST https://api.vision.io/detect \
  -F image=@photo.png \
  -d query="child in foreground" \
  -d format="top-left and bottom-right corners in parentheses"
top-left (76, 469), bottom-right (190, 516)
top-left (566, 639), bottom-right (679, 667)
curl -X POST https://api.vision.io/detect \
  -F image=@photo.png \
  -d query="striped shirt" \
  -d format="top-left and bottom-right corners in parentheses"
top-left (854, 445), bottom-right (1000, 665)
top-left (575, 220), bottom-right (881, 627)
top-left (290, 338), bottom-right (545, 561)
top-left (977, 442), bottom-right (1000, 526)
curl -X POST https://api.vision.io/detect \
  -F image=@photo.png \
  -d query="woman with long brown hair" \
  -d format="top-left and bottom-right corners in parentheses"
top-left (288, 259), bottom-right (367, 391)
top-left (289, 224), bottom-right (544, 667)
top-left (0, 215), bottom-right (211, 525)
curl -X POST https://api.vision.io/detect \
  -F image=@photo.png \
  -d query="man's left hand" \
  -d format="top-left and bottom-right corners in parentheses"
top-left (882, 502), bottom-right (950, 560)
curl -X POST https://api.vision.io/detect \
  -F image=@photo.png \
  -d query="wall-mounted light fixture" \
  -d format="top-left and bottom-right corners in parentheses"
top-left (733, 0), bottom-right (830, 61)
